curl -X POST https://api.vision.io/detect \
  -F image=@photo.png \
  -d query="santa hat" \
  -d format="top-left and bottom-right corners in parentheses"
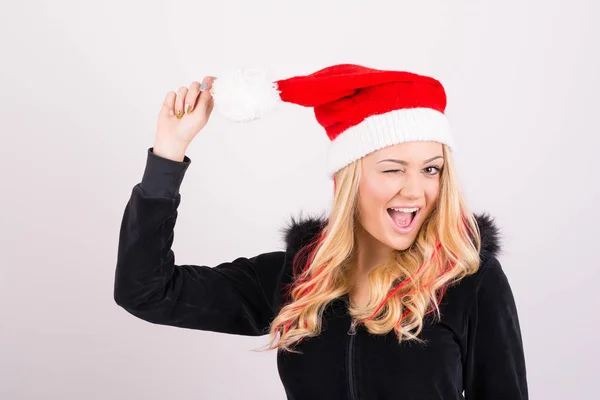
top-left (209, 63), bottom-right (454, 180)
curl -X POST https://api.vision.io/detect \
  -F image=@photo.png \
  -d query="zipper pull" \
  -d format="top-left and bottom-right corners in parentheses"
top-left (347, 320), bottom-right (357, 335)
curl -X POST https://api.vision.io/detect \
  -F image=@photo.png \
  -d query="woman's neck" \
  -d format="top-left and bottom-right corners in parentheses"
top-left (354, 222), bottom-right (392, 275)
top-left (348, 224), bottom-right (393, 307)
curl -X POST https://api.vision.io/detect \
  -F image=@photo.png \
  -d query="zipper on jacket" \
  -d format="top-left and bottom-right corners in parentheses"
top-left (347, 321), bottom-right (359, 400)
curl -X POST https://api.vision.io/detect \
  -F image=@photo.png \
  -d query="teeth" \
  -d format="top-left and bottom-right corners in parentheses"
top-left (389, 207), bottom-right (419, 213)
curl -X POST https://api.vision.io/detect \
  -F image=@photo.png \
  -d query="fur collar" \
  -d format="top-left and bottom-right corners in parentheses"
top-left (279, 212), bottom-right (501, 263)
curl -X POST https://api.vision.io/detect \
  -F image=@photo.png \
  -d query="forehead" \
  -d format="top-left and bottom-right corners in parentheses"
top-left (365, 141), bottom-right (444, 163)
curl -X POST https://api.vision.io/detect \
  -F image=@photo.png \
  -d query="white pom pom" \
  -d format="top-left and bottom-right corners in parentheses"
top-left (210, 67), bottom-right (282, 122)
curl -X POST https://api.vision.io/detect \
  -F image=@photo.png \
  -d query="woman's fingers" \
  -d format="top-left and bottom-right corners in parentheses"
top-left (174, 86), bottom-right (189, 119)
top-left (192, 76), bottom-right (216, 116)
top-left (160, 91), bottom-right (176, 118)
top-left (184, 81), bottom-right (202, 114)
top-left (160, 76), bottom-right (217, 121)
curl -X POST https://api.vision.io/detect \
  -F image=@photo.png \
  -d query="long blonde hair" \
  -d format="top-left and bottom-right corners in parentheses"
top-left (258, 144), bottom-right (482, 353)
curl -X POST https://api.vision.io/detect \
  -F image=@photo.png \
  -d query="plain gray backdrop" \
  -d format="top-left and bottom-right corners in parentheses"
top-left (1, 0), bottom-right (598, 399)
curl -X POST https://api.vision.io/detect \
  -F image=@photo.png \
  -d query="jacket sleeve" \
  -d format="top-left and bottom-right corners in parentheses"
top-left (113, 147), bottom-right (287, 336)
top-left (463, 256), bottom-right (529, 399)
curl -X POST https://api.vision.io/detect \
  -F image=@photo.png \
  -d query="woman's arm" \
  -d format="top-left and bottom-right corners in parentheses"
top-left (463, 257), bottom-right (529, 399)
top-left (113, 148), bottom-right (286, 336)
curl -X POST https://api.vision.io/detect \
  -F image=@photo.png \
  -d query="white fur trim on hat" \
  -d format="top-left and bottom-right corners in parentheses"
top-left (325, 107), bottom-right (454, 179)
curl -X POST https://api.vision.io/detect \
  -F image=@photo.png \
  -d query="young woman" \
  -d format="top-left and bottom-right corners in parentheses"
top-left (114, 64), bottom-right (528, 399)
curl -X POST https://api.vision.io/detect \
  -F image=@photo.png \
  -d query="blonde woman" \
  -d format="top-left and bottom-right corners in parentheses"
top-left (114, 64), bottom-right (528, 399)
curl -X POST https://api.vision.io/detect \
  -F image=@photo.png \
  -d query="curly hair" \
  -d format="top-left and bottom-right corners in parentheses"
top-left (257, 144), bottom-right (482, 353)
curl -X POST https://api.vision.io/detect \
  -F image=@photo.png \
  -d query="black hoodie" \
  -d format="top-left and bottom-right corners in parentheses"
top-left (113, 148), bottom-right (528, 400)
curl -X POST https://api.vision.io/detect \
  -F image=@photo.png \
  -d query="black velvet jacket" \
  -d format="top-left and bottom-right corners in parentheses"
top-left (114, 148), bottom-right (529, 400)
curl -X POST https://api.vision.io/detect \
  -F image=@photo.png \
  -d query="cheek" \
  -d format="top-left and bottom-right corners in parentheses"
top-left (424, 180), bottom-right (441, 206)
top-left (360, 176), bottom-right (394, 207)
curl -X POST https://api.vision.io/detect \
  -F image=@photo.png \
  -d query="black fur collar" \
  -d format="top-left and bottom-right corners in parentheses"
top-left (279, 212), bottom-right (501, 263)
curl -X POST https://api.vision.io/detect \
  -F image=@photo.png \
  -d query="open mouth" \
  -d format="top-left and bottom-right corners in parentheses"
top-left (387, 207), bottom-right (419, 232)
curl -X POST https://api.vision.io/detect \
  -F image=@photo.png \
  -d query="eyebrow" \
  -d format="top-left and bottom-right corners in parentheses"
top-left (377, 156), bottom-right (444, 165)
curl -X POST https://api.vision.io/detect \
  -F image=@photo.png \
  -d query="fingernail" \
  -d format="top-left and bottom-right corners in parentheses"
top-left (185, 103), bottom-right (192, 114)
top-left (200, 82), bottom-right (207, 91)
top-left (169, 109), bottom-right (174, 116)
top-left (176, 109), bottom-right (183, 119)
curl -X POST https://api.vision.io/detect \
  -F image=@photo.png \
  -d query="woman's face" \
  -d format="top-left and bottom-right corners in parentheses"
top-left (357, 141), bottom-right (444, 252)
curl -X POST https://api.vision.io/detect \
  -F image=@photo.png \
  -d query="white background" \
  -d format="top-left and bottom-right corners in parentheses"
top-left (1, 0), bottom-right (598, 398)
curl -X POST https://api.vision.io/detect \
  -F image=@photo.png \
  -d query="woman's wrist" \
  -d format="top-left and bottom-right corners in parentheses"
top-left (152, 137), bottom-right (189, 162)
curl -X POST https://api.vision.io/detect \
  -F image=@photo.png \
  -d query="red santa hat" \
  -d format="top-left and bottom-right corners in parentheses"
top-left (209, 63), bottom-right (454, 179)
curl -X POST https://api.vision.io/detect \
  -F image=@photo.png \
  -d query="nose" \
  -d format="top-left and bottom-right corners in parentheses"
top-left (399, 173), bottom-right (423, 199)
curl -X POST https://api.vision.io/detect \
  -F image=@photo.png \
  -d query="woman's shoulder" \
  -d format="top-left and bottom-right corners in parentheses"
top-left (278, 211), bottom-right (329, 256)
top-left (441, 212), bottom-right (522, 328)
top-left (456, 212), bottom-right (504, 292)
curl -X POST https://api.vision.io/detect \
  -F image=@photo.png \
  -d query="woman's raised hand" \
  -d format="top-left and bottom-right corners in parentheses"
top-left (153, 76), bottom-right (216, 161)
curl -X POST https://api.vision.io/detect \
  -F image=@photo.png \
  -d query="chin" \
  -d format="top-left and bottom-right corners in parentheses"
top-left (385, 221), bottom-right (424, 251)
top-left (387, 235), bottom-right (418, 251)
